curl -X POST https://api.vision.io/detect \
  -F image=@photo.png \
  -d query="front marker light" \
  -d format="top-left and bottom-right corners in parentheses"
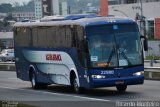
top-left (133, 71), bottom-right (144, 76)
top-left (91, 75), bottom-right (105, 79)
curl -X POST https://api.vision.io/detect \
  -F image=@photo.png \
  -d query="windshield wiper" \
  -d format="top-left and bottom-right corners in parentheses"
top-left (107, 48), bottom-right (115, 65)
top-left (118, 48), bottom-right (132, 66)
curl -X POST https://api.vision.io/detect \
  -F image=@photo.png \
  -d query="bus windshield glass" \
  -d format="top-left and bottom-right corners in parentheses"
top-left (86, 24), bottom-right (143, 68)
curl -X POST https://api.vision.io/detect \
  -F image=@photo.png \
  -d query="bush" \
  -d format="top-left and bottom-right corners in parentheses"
top-left (145, 55), bottom-right (160, 60)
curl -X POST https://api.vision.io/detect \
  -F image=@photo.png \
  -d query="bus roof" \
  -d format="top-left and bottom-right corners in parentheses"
top-left (14, 16), bottom-right (136, 28)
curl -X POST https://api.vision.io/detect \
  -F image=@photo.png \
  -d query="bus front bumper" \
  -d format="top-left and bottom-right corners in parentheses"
top-left (89, 75), bottom-right (144, 88)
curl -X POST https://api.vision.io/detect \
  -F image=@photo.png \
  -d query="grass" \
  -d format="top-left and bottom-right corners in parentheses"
top-left (145, 55), bottom-right (160, 60)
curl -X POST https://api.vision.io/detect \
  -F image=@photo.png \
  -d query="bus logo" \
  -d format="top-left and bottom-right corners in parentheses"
top-left (46, 54), bottom-right (62, 61)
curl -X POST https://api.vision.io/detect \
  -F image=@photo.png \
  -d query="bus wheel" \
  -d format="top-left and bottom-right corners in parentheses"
top-left (31, 72), bottom-right (47, 89)
top-left (116, 85), bottom-right (127, 92)
top-left (31, 72), bottom-right (39, 89)
top-left (72, 76), bottom-right (83, 94)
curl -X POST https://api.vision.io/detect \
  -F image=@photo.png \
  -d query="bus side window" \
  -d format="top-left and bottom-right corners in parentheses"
top-left (37, 27), bottom-right (47, 48)
top-left (15, 27), bottom-right (31, 47)
top-left (14, 28), bottom-right (20, 46)
top-left (59, 26), bottom-right (66, 47)
top-left (75, 26), bottom-right (85, 50)
top-left (32, 28), bottom-right (38, 47)
top-left (23, 28), bottom-right (31, 46)
top-left (46, 26), bottom-right (56, 48)
top-left (65, 26), bottom-right (72, 47)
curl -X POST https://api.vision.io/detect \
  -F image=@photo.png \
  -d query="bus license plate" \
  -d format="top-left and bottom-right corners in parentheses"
top-left (115, 81), bottom-right (124, 85)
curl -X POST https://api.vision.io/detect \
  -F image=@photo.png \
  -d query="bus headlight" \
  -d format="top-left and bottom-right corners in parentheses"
top-left (133, 71), bottom-right (144, 76)
top-left (91, 75), bottom-right (105, 79)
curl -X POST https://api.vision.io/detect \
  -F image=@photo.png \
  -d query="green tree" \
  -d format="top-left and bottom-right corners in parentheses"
top-left (0, 3), bottom-right (13, 13)
top-left (13, 0), bottom-right (34, 12)
top-left (3, 20), bottom-right (10, 27)
top-left (4, 13), bottom-right (17, 21)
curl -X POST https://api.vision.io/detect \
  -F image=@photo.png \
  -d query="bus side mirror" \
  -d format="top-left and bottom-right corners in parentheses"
top-left (144, 38), bottom-right (148, 51)
top-left (140, 35), bottom-right (148, 51)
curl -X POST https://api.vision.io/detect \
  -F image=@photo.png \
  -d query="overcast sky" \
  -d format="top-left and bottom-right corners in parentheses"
top-left (0, 0), bottom-right (30, 5)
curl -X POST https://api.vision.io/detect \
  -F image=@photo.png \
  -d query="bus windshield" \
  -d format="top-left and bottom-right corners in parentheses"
top-left (86, 24), bottom-right (143, 68)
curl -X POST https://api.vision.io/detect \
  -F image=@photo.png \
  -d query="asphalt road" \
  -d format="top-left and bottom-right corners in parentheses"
top-left (0, 71), bottom-right (160, 107)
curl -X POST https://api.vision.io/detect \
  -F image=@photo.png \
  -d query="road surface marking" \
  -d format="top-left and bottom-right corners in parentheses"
top-left (0, 86), bottom-right (110, 102)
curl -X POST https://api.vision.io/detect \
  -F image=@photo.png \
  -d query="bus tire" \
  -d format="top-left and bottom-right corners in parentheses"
top-left (31, 72), bottom-right (47, 89)
top-left (116, 85), bottom-right (127, 92)
top-left (72, 76), bottom-right (83, 94)
top-left (31, 72), bottom-right (39, 89)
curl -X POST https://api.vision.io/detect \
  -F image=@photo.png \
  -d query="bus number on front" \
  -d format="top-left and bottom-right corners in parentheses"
top-left (101, 70), bottom-right (114, 75)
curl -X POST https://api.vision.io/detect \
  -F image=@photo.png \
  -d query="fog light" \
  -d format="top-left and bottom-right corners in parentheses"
top-left (133, 71), bottom-right (144, 76)
top-left (91, 75), bottom-right (105, 79)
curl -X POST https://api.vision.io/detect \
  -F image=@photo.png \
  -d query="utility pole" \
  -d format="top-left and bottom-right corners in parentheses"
top-left (140, 0), bottom-right (148, 59)
top-left (140, 0), bottom-right (143, 17)
top-left (140, 0), bottom-right (146, 37)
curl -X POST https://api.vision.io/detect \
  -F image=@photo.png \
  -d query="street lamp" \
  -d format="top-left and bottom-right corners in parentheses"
top-left (113, 9), bottom-right (128, 17)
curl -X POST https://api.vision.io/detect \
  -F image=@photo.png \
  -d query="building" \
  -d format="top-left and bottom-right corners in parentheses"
top-left (100, 0), bottom-right (108, 16)
top-left (0, 32), bottom-right (13, 50)
top-left (109, 1), bottom-right (160, 39)
top-left (52, 0), bottom-right (60, 15)
top-left (34, 0), bottom-right (43, 19)
top-left (108, 0), bottom-right (160, 5)
top-left (60, 1), bottom-right (68, 15)
top-left (12, 12), bottom-right (35, 21)
top-left (108, 0), bottom-right (160, 57)
top-left (8, 20), bottom-right (16, 26)
top-left (34, 0), bottom-right (68, 19)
